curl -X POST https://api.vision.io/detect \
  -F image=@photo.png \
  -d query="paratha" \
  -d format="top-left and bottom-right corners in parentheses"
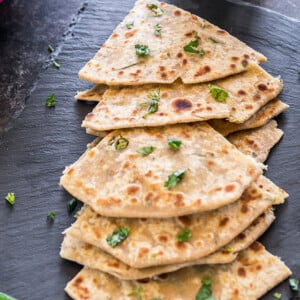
top-left (65, 242), bottom-right (291, 300)
top-left (61, 209), bottom-right (274, 280)
top-left (60, 122), bottom-right (263, 218)
top-left (65, 176), bottom-right (286, 268)
top-left (228, 120), bottom-right (283, 163)
top-left (78, 0), bottom-right (266, 86)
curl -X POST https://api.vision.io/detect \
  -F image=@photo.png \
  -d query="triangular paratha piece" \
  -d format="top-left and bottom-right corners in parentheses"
top-left (65, 243), bottom-right (291, 300)
top-left (78, 0), bottom-right (266, 85)
top-left (60, 123), bottom-right (263, 218)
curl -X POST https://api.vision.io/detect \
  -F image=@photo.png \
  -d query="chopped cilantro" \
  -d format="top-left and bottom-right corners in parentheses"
top-left (47, 211), bottom-right (56, 221)
top-left (289, 278), bottom-right (299, 291)
top-left (107, 227), bottom-right (130, 248)
top-left (126, 22), bottom-right (134, 29)
top-left (224, 246), bottom-right (234, 253)
top-left (118, 62), bottom-right (142, 70)
top-left (143, 89), bottom-right (160, 118)
top-left (128, 286), bottom-right (142, 300)
top-left (45, 94), bottom-right (56, 107)
top-left (5, 192), bottom-right (15, 205)
top-left (177, 228), bottom-right (192, 243)
top-left (154, 24), bottom-right (162, 36)
top-left (67, 198), bottom-right (78, 213)
top-left (137, 146), bottom-right (156, 156)
top-left (242, 60), bottom-right (248, 67)
top-left (168, 138), bottom-right (182, 150)
top-left (209, 37), bottom-right (223, 44)
top-left (0, 292), bottom-right (17, 300)
top-left (48, 44), bottom-right (54, 53)
top-left (195, 277), bottom-right (216, 300)
top-left (135, 44), bottom-right (150, 57)
top-left (164, 169), bottom-right (186, 188)
top-left (199, 49), bottom-right (206, 56)
top-left (52, 59), bottom-right (60, 69)
top-left (147, 4), bottom-right (164, 16)
top-left (273, 292), bottom-right (282, 299)
top-left (114, 136), bottom-right (129, 151)
top-left (208, 84), bottom-right (228, 103)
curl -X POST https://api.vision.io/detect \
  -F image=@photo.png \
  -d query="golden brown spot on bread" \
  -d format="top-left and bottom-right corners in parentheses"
top-left (172, 98), bottom-right (193, 113)
top-left (241, 204), bottom-right (248, 213)
top-left (231, 56), bottom-right (239, 61)
top-left (207, 160), bottom-right (215, 167)
top-left (237, 232), bottom-right (246, 240)
top-left (158, 235), bottom-right (168, 243)
top-left (67, 168), bottom-right (74, 175)
top-left (219, 217), bottom-right (229, 227)
top-left (256, 265), bottom-right (262, 270)
top-left (144, 170), bottom-right (153, 177)
top-left (174, 10), bottom-right (181, 16)
top-left (178, 216), bottom-right (192, 226)
top-left (125, 29), bottom-right (138, 38)
top-left (191, 14), bottom-right (198, 21)
top-left (86, 112), bottom-right (94, 118)
top-left (238, 267), bottom-right (246, 277)
top-left (182, 59), bottom-right (188, 65)
top-left (83, 187), bottom-right (96, 197)
top-left (93, 278), bottom-right (98, 285)
top-left (225, 184), bottom-right (236, 193)
top-left (174, 197), bottom-right (185, 207)
top-left (247, 167), bottom-right (256, 176)
top-left (88, 150), bottom-right (96, 158)
top-left (161, 72), bottom-right (167, 79)
top-left (253, 93), bottom-right (261, 101)
top-left (138, 247), bottom-right (149, 258)
top-left (74, 276), bottom-right (83, 286)
top-left (107, 261), bottom-right (120, 268)
top-left (130, 198), bottom-right (138, 204)
top-left (185, 31), bottom-right (194, 37)
top-left (145, 191), bottom-right (154, 202)
top-left (194, 65), bottom-right (211, 77)
top-left (92, 228), bottom-right (101, 239)
top-left (175, 241), bottom-right (187, 250)
top-left (206, 106), bottom-right (213, 111)
top-left (177, 52), bottom-right (183, 58)
top-left (245, 104), bottom-right (253, 110)
top-left (244, 54), bottom-right (250, 59)
top-left (217, 30), bottom-right (226, 34)
top-left (246, 138), bottom-right (255, 145)
top-left (126, 185), bottom-right (140, 195)
top-left (159, 66), bottom-right (165, 71)
top-left (118, 70), bottom-right (124, 76)
top-left (250, 241), bottom-right (263, 252)
top-left (230, 64), bottom-right (236, 69)
top-left (113, 117), bottom-right (120, 121)
top-left (238, 89), bottom-right (247, 95)
top-left (258, 83), bottom-right (267, 91)
top-left (112, 33), bottom-right (119, 38)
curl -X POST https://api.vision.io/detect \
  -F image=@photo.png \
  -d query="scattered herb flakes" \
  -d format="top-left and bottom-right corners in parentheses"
top-left (167, 52), bottom-right (171, 57)
top-left (154, 23), bottom-right (162, 36)
top-left (224, 246), bottom-right (234, 253)
top-left (114, 136), bottom-right (129, 151)
top-left (0, 292), bottom-right (17, 300)
top-left (126, 22), bottom-right (134, 29)
top-left (177, 228), bottom-right (192, 243)
top-left (289, 278), bottom-right (299, 291)
top-left (45, 93), bottom-right (56, 107)
top-left (47, 210), bottom-right (56, 221)
top-left (208, 84), bottom-right (228, 103)
top-left (209, 36), bottom-right (223, 44)
top-left (135, 44), bottom-right (150, 57)
top-left (128, 286), bottom-right (142, 300)
top-left (183, 33), bottom-right (200, 54)
top-left (199, 49), bottom-right (206, 56)
top-left (67, 198), bottom-right (78, 213)
top-left (5, 192), bottom-right (15, 205)
top-left (168, 138), bottom-right (182, 150)
top-left (195, 277), bottom-right (216, 300)
top-left (147, 3), bottom-right (164, 16)
top-left (164, 169), bottom-right (186, 188)
top-left (106, 226), bottom-right (130, 248)
top-left (118, 62), bottom-right (142, 70)
top-left (251, 152), bottom-right (257, 158)
top-left (52, 59), bottom-right (60, 69)
top-left (137, 146), bottom-right (156, 156)
top-left (242, 60), bottom-right (248, 68)
top-left (48, 44), bottom-right (54, 53)
top-left (143, 89), bottom-right (160, 118)
top-left (273, 292), bottom-right (282, 299)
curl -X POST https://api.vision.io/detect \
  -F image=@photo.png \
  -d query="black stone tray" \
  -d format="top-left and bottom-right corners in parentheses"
top-left (0, 0), bottom-right (299, 299)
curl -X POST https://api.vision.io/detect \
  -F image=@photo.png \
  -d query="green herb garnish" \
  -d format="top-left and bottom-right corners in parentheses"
top-left (289, 278), bottom-right (299, 291)
top-left (143, 89), bottom-right (160, 118)
top-left (154, 24), bottom-right (162, 36)
top-left (137, 146), bottom-right (156, 156)
top-left (195, 277), bottom-right (216, 300)
top-left (118, 62), bottom-right (143, 70)
top-left (114, 136), bottom-right (129, 150)
top-left (52, 59), bottom-right (60, 69)
top-left (208, 84), bottom-right (228, 103)
top-left (273, 292), bottom-right (282, 299)
top-left (0, 292), bottom-right (17, 300)
top-left (164, 169), bottom-right (186, 188)
top-left (47, 211), bottom-right (56, 221)
top-left (209, 36), bottom-right (223, 44)
top-left (177, 228), bottom-right (192, 243)
top-left (106, 227), bottom-right (130, 248)
top-left (5, 192), bottom-right (15, 205)
top-left (242, 60), bottom-right (248, 67)
top-left (128, 286), bottom-right (142, 300)
top-left (45, 93), bottom-right (56, 107)
top-left (224, 246), bottom-right (234, 253)
top-left (135, 44), bottom-right (150, 57)
top-left (147, 4), bottom-right (164, 16)
top-left (168, 138), bottom-right (182, 150)
top-left (126, 22), bottom-right (134, 29)
top-left (48, 44), bottom-right (54, 53)
top-left (67, 198), bottom-right (78, 213)
top-left (183, 32), bottom-right (201, 54)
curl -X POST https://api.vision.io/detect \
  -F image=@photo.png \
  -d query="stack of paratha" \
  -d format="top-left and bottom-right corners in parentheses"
top-left (60, 1), bottom-right (291, 299)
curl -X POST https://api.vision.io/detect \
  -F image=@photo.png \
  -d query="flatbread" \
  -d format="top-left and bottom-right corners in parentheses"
top-left (65, 175), bottom-right (286, 268)
top-left (65, 242), bottom-right (291, 300)
top-left (60, 122), bottom-right (263, 218)
top-left (228, 120), bottom-right (283, 163)
top-left (76, 84), bottom-right (107, 102)
top-left (210, 98), bottom-right (288, 136)
top-left (78, 0), bottom-right (266, 86)
top-left (61, 209), bottom-right (274, 280)
top-left (80, 65), bottom-right (282, 135)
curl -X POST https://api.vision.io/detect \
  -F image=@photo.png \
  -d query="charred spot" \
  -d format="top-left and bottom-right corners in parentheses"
top-left (178, 215), bottom-right (192, 226)
top-left (238, 89), bottom-right (247, 96)
top-left (231, 107), bottom-right (237, 112)
top-left (177, 52), bottom-right (183, 58)
top-left (158, 235), bottom-right (168, 243)
top-left (161, 92), bottom-right (169, 98)
top-left (237, 267), bottom-right (247, 277)
top-left (246, 138), bottom-right (255, 145)
top-left (231, 56), bottom-right (239, 61)
top-left (194, 65), bottom-right (211, 77)
top-left (107, 261), bottom-right (120, 268)
top-left (250, 241), bottom-right (263, 252)
top-left (174, 10), bottom-right (181, 16)
top-left (182, 59), bottom-right (188, 65)
top-left (157, 273), bottom-right (169, 280)
top-left (138, 247), bottom-right (149, 258)
top-left (172, 98), bottom-right (193, 113)
top-left (74, 276), bottom-right (84, 286)
top-left (245, 104), bottom-right (253, 110)
top-left (137, 278), bottom-right (150, 284)
top-left (118, 71), bottom-right (124, 76)
top-left (136, 69), bottom-right (142, 74)
top-left (258, 83), bottom-right (267, 91)
top-left (219, 217), bottom-right (229, 227)
top-left (175, 241), bottom-right (187, 250)
top-left (112, 33), bottom-right (119, 38)
top-left (241, 204), bottom-right (248, 213)
top-left (159, 66), bottom-right (166, 71)
top-left (243, 54), bottom-right (250, 59)
top-left (126, 185), bottom-right (140, 195)
top-left (237, 232), bottom-right (246, 240)
top-left (185, 31), bottom-right (194, 37)
top-left (253, 93), bottom-right (261, 101)
top-left (125, 29), bottom-right (138, 38)
top-left (217, 30), bottom-right (226, 34)
top-left (230, 64), bottom-right (236, 69)
top-left (161, 72), bottom-right (167, 79)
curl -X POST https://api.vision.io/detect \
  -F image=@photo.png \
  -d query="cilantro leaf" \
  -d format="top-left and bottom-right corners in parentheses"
top-left (209, 37), bottom-right (223, 44)
top-left (48, 44), bottom-right (54, 53)
top-left (208, 84), bottom-right (228, 103)
top-left (128, 286), bottom-right (142, 300)
top-left (52, 59), bottom-right (60, 69)
top-left (168, 138), bottom-right (182, 150)
top-left (137, 146), bottom-right (156, 155)
top-left (47, 211), bottom-right (56, 221)
top-left (0, 292), bottom-right (17, 300)
top-left (273, 292), bottom-right (282, 299)
top-left (5, 192), bottom-right (15, 205)
top-left (106, 227), bottom-right (130, 247)
top-left (177, 228), bottom-right (192, 243)
top-left (147, 4), bottom-right (164, 16)
top-left (224, 246), bottom-right (234, 253)
top-left (154, 24), bottom-right (162, 36)
top-left (289, 278), bottom-right (299, 292)
top-left (196, 277), bottom-right (216, 300)
top-left (164, 169), bottom-right (186, 188)
top-left (135, 44), bottom-right (150, 57)
top-left (67, 198), bottom-right (78, 213)
top-left (45, 94), bottom-right (56, 107)
top-left (126, 22), bottom-right (134, 29)
top-left (114, 136), bottom-right (129, 151)
top-left (143, 89), bottom-right (160, 118)
top-left (183, 32), bottom-right (205, 55)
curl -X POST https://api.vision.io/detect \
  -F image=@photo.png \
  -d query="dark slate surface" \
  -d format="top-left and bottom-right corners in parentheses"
top-left (0, 0), bottom-right (299, 299)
